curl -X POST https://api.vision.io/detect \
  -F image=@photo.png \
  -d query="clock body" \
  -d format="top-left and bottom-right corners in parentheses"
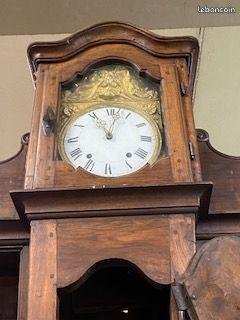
top-left (25, 22), bottom-right (201, 189)
top-left (11, 23), bottom-right (213, 320)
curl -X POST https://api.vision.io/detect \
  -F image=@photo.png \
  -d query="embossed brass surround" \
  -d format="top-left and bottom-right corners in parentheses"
top-left (58, 64), bottom-right (164, 169)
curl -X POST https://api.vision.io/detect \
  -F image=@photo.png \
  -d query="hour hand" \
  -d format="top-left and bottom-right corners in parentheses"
top-left (96, 118), bottom-right (107, 130)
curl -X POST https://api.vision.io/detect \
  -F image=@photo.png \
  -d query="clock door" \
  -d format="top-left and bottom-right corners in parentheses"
top-left (25, 56), bottom-right (198, 189)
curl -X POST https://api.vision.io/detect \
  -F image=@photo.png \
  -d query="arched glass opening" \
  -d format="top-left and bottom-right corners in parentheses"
top-left (58, 260), bottom-right (170, 320)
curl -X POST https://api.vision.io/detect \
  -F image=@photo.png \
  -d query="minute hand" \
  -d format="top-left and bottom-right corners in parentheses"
top-left (109, 113), bottom-right (120, 134)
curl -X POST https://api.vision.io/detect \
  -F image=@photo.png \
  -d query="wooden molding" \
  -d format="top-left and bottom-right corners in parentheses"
top-left (10, 183), bottom-right (212, 222)
top-left (0, 133), bottom-right (29, 220)
top-left (0, 133), bottom-right (29, 165)
top-left (197, 129), bottom-right (240, 159)
top-left (27, 21), bottom-right (199, 93)
top-left (0, 221), bottom-right (29, 247)
top-left (197, 128), bottom-right (240, 215)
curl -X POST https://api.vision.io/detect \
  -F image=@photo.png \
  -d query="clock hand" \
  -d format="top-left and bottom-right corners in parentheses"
top-left (109, 113), bottom-right (121, 135)
top-left (96, 118), bottom-right (109, 134)
top-left (95, 118), bottom-right (113, 139)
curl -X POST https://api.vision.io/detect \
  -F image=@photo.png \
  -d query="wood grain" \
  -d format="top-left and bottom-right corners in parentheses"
top-left (197, 128), bottom-right (240, 215)
top-left (177, 59), bottom-right (202, 181)
top-left (24, 23), bottom-right (199, 190)
top-left (169, 214), bottom-right (195, 281)
top-left (27, 21), bottom-right (199, 93)
top-left (57, 216), bottom-right (172, 288)
top-left (183, 236), bottom-right (240, 320)
top-left (160, 63), bottom-right (193, 182)
top-left (17, 246), bottom-right (29, 320)
top-left (27, 220), bottom-right (57, 320)
top-left (11, 183), bottom-right (211, 221)
top-left (0, 133), bottom-right (28, 220)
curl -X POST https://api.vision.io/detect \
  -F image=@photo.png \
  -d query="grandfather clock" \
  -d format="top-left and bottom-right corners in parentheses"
top-left (13, 22), bottom-right (211, 320)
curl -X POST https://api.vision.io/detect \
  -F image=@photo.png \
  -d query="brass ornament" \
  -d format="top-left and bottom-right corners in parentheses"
top-left (59, 65), bottom-right (162, 131)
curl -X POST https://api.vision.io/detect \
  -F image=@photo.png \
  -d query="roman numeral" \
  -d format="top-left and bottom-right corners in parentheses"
top-left (66, 136), bottom-right (78, 143)
top-left (84, 159), bottom-right (95, 171)
top-left (140, 135), bottom-right (152, 142)
top-left (106, 108), bottom-right (119, 116)
top-left (136, 123), bottom-right (146, 128)
top-left (125, 112), bottom-right (131, 119)
top-left (88, 112), bottom-right (98, 119)
top-left (125, 161), bottom-right (132, 169)
top-left (105, 163), bottom-right (112, 175)
top-left (135, 148), bottom-right (148, 159)
top-left (70, 148), bottom-right (82, 160)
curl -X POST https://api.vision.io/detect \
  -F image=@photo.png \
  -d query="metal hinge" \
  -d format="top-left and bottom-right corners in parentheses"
top-left (188, 142), bottom-right (195, 160)
top-left (172, 284), bottom-right (198, 320)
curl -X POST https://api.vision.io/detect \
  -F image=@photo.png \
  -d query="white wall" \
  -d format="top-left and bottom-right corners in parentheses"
top-left (0, 26), bottom-right (240, 160)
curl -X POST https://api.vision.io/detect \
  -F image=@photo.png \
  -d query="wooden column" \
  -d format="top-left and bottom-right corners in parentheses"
top-left (27, 220), bottom-right (57, 320)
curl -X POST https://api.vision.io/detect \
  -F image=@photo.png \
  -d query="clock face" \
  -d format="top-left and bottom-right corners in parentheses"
top-left (59, 106), bottom-right (161, 177)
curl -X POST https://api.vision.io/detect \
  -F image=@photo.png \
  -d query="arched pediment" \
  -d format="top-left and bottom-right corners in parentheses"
top-left (27, 21), bottom-right (198, 92)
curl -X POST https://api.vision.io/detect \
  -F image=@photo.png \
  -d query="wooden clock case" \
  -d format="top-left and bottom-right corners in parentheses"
top-left (7, 22), bottom-right (227, 320)
top-left (24, 21), bottom-right (202, 190)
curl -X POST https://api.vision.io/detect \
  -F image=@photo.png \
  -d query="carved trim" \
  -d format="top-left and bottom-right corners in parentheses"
top-left (58, 258), bottom-right (169, 292)
top-left (0, 221), bottom-right (29, 247)
top-left (0, 133), bottom-right (29, 164)
top-left (11, 183), bottom-right (212, 222)
top-left (197, 128), bottom-right (240, 159)
top-left (27, 21), bottom-right (199, 93)
top-left (62, 58), bottom-right (162, 86)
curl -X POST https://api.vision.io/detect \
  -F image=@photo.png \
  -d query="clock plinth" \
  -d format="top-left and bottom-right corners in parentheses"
top-left (17, 22), bottom-right (207, 319)
top-left (12, 183), bottom-right (211, 319)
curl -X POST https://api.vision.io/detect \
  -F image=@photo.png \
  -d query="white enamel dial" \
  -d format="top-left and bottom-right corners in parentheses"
top-left (60, 106), bottom-right (160, 177)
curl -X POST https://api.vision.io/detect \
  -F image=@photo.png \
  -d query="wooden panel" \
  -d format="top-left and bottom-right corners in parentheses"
top-left (27, 220), bottom-right (57, 320)
top-left (57, 216), bottom-right (171, 288)
top-left (24, 65), bottom-right (50, 189)
top-left (177, 58), bottom-right (202, 182)
top-left (160, 64), bottom-right (193, 182)
top-left (0, 133), bottom-right (28, 220)
top-left (197, 128), bottom-right (240, 215)
top-left (169, 214), bottom-right (195, 320)
top-left (197, 214), bottom-right (240, 239)
top-left (184, 236), bottom-right (240, 320)
top-left (17, 246), bottom-right (29, 320)
top-left (169, 214), bottom-right (195, 281)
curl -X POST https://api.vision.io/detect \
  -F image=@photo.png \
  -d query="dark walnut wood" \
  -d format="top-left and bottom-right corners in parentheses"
top-left (57, 215), bottom-right (195, 288)
top-left (197, 214), bottom-right (240, 240)
top-left (0, 133), bottom-right (29, 220)
top-left (10, 183), bottom-right (212, 221)
top-left (197, 129), bottom-right (240, 215)
top-left (182, 236), bottom-right (240, 320)
top-left (27, 215), bottom-right (195, 319)
top-left (25, 21), bottom-right (202, 190)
